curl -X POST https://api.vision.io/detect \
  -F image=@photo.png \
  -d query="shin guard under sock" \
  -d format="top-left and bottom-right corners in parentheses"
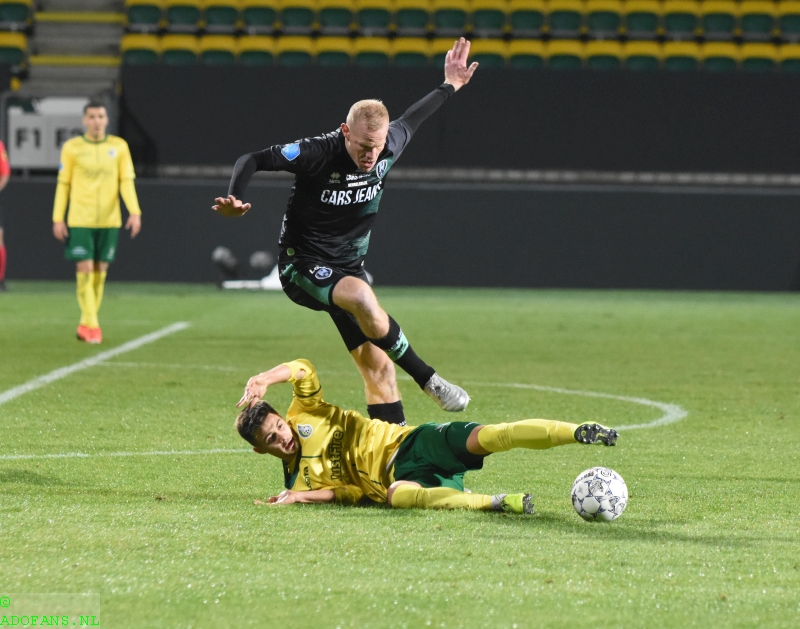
top-left (390, 485), bottom-right (492, 511)
top-left (477, 419), bottom-right (578, 452)
top-left (76, 272), bottom-right (98, 328)
top-left (368, 316), bottom-right (435, 388)
top-left (92, 270), bottom-right (107, 313)
top-left (367, 401), bottom-right (406, 426)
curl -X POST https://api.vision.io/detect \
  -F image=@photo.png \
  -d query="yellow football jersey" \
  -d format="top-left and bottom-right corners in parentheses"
top-left (282, 359), bottom-right (414, 505)
top-left (52, 134), bottom-right (141, 228)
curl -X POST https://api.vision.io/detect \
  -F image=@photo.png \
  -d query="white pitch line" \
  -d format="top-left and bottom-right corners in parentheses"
top-left (0, 448), bottom-right (249, 462)
top-left (465, 381), bottom-right (687, 430)
top-left (0, 322), bottom-right (191, 406)
top-left (101, 361), bottom-right (240, 372)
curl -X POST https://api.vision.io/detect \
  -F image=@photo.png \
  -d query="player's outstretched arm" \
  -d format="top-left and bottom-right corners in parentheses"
top-left (443, 37), bottom-right (479, 92)
top-left (237, 363), bottom-right (307, 408)
top-left (256, 489), bottom-right (335, 506)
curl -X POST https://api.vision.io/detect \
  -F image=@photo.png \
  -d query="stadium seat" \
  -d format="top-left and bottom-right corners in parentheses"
top-left (203, 0), bottom-right (240, 33)
top-left (469, 38), bottom-right (506, 67)
top-left (546, 39), bottom-right (583, 68)
top-left (392, 36), bottom-right (430, 65)
top-left (0, 0), bottom-right (31, 27)
top-left (662, 40), bottom-right (699, 69)
top-left (165, 0), bottom-right (202, 32)
top-left (740, 42), bottom-right (778, 70)
top-left (470, 0), bottom-right (507, 38)
top-left (586, 39), bottom-right (622, 69)
top-left (242, 0), bottom-right (278, 33)
top-left (239, 34), bottom-right (275, 63)
top-left (662, 0), bottom-right (699, 40)
top-left (199, 34), bottom-right (238, 63)
top-left (120, 33), bottom-right (160, 64)
top-left (160, 33), bottom-right (200, 63)
top-left (623, 40), bottom-right (660, 70)
top-left (280, 0), bottom-right (316, 34)
top-left (739, 1), bottom-right (776, 42)
top-left (700, 41), bottom-right (738, 71)
top-left (125, 0), bottom-right (163, 32)
top-left (508, 0), bottom-right (545, 37)
top-left (548, 0), bottom-right (584, 39)
top-left (586, 0), bottom-right (623, 40)
top-left (318, 0), bottom-right (355, 34)
top-left (431, 37), bottom-right (455, 65)
top-left (778, 42), bottom-right (800, 70)
top-left (778, 2), bottom-right (800, 42)
top-left (0, 30), bottom-right (26, 65)
top-left (433, 0), bottom-right (469, 36)
top-left (276, 34), bottom-right (314, 64)
top-left (700, 0), bottom-right (736, 41)
top-left (508, 38), bottom-right (544, 67)
top-left (316, 35), bottom-right (352, 64)
top-left (353, 36), bottom-right (390, 65)
top-left (623, 0), bottom-right (659, 39)
top-left (394, 0), bottom-right (431, 36)
top-left (355, 0), bottom-right (391, 35)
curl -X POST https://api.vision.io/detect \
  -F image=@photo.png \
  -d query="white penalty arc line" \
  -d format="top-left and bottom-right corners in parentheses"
top-left (0, 322), bottom-right (191, 406)
top-left (465, 381), bottom-right (688, 430)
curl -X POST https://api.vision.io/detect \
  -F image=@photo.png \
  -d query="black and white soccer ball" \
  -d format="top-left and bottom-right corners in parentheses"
top-left (571, 467), bottom-right (628, 522)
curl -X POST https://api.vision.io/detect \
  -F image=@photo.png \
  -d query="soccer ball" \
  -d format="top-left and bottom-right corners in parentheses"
top-left (571, 467), bottom-right (628, 522)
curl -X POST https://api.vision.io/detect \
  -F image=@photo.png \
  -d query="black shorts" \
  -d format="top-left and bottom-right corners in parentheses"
top-left (278, 257), bottom-right (370, 351)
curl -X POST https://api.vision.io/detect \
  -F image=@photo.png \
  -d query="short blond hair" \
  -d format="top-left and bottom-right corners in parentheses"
top-left (346, 99), bottom-right (389, 131)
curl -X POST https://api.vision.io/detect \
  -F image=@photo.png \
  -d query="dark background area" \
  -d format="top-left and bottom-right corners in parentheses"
top-left (121, 66), bottom-right (800, 173)
top-left (5, 177), bottom-right (800, 290)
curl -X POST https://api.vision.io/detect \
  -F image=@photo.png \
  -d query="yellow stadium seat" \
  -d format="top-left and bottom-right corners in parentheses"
top-left (586, 0), bottom-right (623, 40)
top-left (469, 38), bottom-right (506, 68)
top-left (355, 0), bottom-right (392, 35)
top-left (318, 0), bottom-right (355, 35)
top-left (585, 39), bottom-right (622, 69)
top-left (242, 0), bottom-right (278, 33)
top-left (778, 42), bottom-right (800, 70)
top-left (546, 39), bottom-right (583, 68)
top-left (394, 0), bottom-right (431, 36)
top-left (739, 1), bottom-right (776, 42)
top-left (126, 0), bottom-right (163, 32)
top-left (165, 0), bottom-right (202, 32)
top-left (508, 0), bottom-right (545, 37)
top-left (622, 40), bottom-right (660, 70)
top-left (700, 41), bottom-right (738, 71)
top-left (392, 36), bottom-right (430, 65)
top-left (276, 34), bottom-right (314, 64)
top-left (280, 0), bottom-right (316, 34)
top-left (663, 0), bottom-right (699, 40)
top-left (548, 0), bottom-right (584, 39)
top-left (740, 42), bottom-right (778, 71)
top-left (623, 0), bottom-right (659, 39)
top-left (238, 34), bottom-right (276, 64)
top-left (433, 0), bottom-right (469, 36)
top-left (315, 35), bottom-right (353, 65)
top-left (508, 38), bottom-right (544, 68)
top-left (353, 36), bottom-right (390, 65)
top-left (430, 36), bottom-right (455, 66)
top-left (0, 31), bottom-right (27, 67)
top-left (203, 0), bottom-right (240, 33)
top-left (662, 40), bottom-right (699, 69)
top-left (120, 33), bottom-right (160, 64)
top-left (199, 34), bottom-right (238, 64)
top-left (700, 0), bottom-right (736, 41)
top-left (160, 33), bottom-right (200, 63)
top-left (470, 0), bottom-right (507, 38)
top-left (778, 1), bottom-right (800, 43)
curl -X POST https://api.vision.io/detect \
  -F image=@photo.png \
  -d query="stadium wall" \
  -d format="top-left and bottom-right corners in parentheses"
top-left (5, 177), bottom-right (800, 291)
top-left (120, 66), bottom-right (800, 173)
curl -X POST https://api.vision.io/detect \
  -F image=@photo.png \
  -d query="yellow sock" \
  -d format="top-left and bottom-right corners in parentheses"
top-left (76, 272), bottom-right (98, 328)
top-left (477, 419), bottom-right (577, 452)
top-left (390, 485), bottom-right (493, 511)
top-left (92, 270), bottom-right (107, 315)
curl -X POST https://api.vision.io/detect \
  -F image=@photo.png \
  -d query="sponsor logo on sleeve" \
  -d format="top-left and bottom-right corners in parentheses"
top-left (298, 424), bottom-right (313, 438)
top-left (281, 143), bottom-right (301, 161)
top-left (375, 159), bottom-right (388, 178)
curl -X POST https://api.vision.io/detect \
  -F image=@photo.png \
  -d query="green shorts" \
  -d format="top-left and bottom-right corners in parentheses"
top-left (64, 227), bottom-right (119, 263)
top-left (392, 422), bottom-right (485, 490)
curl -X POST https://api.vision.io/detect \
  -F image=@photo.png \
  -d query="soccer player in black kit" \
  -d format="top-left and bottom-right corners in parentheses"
top-left (214, 38), bottom-right (479, 427)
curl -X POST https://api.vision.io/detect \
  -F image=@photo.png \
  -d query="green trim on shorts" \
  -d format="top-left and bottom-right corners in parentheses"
top-left (64, 227), bottom-right (119, 263)
top-left (281, 263), bottom-right (332, 306)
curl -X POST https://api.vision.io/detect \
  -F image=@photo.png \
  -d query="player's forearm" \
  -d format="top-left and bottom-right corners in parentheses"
top-left (396, 84), bottom-right (456, 136)
top-left (52, 181), bottom-right (70, 222)
top-left (119, 179), bottom-right (142, 215)
top-left (297, 489), bottom-right (335, 504)
top-left (228, 149), bottom-right (282, 199)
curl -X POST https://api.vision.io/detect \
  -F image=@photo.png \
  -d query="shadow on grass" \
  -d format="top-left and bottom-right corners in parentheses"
top-left (0, 468), bottom-right (64, 486)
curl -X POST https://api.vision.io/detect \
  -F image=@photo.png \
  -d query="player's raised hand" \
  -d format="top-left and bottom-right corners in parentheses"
top-left (444, 37), bottom-right (479, 91)
top-left (213, 195), bottom-right (251, 217)
top-left (236, 374), bottom-right (269, 408)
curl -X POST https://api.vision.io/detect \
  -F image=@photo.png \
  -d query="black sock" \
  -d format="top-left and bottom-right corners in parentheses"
top-left (367, 401), bottom-right (406, 426)
top-left (368, 316), bottom-right (435, 389)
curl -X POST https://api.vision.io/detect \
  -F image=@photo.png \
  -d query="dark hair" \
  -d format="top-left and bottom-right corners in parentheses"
top-left (235, 400), bottom-right (280, 446)
top-left (83, 100), bottom-right (106, 114)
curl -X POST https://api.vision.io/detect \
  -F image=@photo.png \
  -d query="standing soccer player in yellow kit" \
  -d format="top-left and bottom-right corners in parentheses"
top-left (52, 100), bottom-right (142, 344)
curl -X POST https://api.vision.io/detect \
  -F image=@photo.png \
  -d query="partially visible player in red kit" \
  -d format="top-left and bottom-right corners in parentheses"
top-left (0, 140), bottom-right (10, 291)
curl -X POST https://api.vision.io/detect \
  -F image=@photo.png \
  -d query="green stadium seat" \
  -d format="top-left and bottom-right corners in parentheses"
top-left (663, 0), bottom-right (699, 40)
top-left (203, 0), bottom-right (240, 33)
top-left (740, 1), bottom-right (775, 42)
top-left (316, 35), bottom-right (352, 64)
top-left (120, 33), bottom-right (160, 64)
top-left (623, 0), bottom-right (659, 39)
top-left (239, 34), bottom-right (275, 63)
top-left (700, 0), bottom-right (736, 41)
top-left (546, 39), bottom-right (583, 68)
top-left (778, 42), bottom-right (800, 69)
top-left (199, 34), bottom-right (237, 63)
top-left (318, 0), bottom-right (354, 34)
top-left (392, 36), bottom-right (430, 65)
top-left (161, 33), bottom-right (200, 63)
top-left (508, 0), bottom-right (544, 37)
top-left (740, 42), bottom-right (778, 70)
top-left (165, 0), bottom-right (201, 31)
top-left (623, 41), bottom-right (660, 70)
top-left (276, 34), bottom-right (314, 64)
top-left (548, 0), bottom-right (583, 39)
top-left (242, 0), bottom-right (278, 33)
top-left (508, 38), bottom-right (544, 68)
top-left (125, 0), bottom-right (162, 32)
top-left (433, 0), bottom-right (469, 36)
top-left (430, 37), bottom-right (455, 66)
top-left (280, 0), bottom-right (316, 34)
top-left (663, 40), bottom-right (699, 70)
top-left (0, 0), bottom-right (31, 25)
top-left (778, 2), bottom-right (800, 42)
top-left (469, 38), bottom-right (506, 67)
top-left (355, 0), bottom-right (391, 35)
top-left (470, 0), bottom-right (507, 38)
top-left (394, 0), bottom-right (431, 36)
top-left (586, 40), bottom-right (622, 69)
top-left (587, 0), bottom-right (622, 39)
top-left (700, 42), bottom-right (738, 71)
top-left (354, 36), bottom-right (390, 65)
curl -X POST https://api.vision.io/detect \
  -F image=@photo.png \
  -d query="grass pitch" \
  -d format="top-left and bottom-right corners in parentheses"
top-left (1, 282), bottom-right (798, 629)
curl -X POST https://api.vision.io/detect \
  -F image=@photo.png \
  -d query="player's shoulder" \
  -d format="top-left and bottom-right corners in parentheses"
top-left (62, 135), bottom-right (84, 150)
top-left (106, 135), bottom-right (130, 149)
top-left (297, 129), bottom-right (342, 154)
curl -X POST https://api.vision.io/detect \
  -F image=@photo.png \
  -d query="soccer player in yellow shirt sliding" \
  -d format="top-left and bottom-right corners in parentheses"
top-left (52, 101), bottom-right (142, 344)
top-left (234, 359), bottom-right (618, 513)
